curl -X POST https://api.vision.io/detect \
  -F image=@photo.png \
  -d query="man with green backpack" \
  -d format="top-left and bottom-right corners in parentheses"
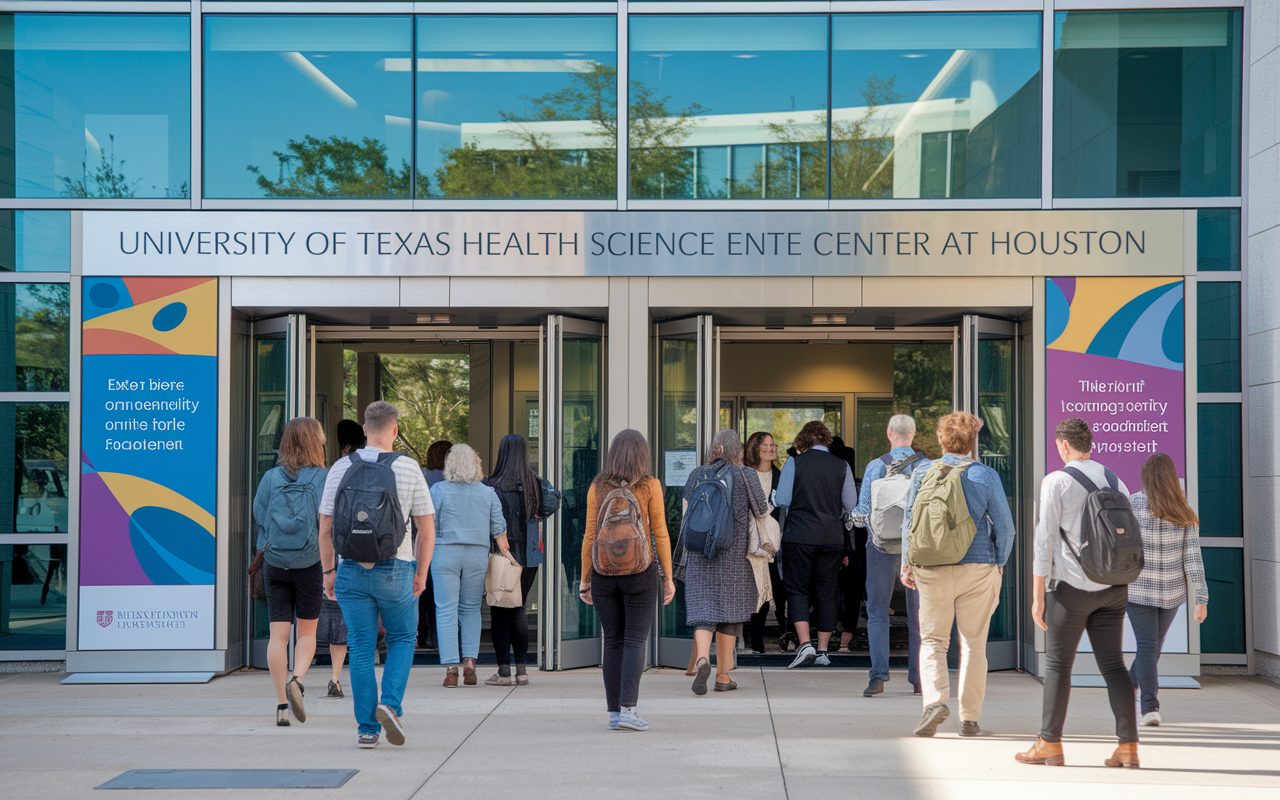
top-left (900, 411), bottom-right (1017, 739)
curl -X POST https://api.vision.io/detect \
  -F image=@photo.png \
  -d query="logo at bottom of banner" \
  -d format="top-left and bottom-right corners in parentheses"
top-left (79, 586), bottom-right (215, 650)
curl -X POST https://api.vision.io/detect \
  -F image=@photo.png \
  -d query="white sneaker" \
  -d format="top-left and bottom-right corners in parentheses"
top-left (1139, 711), bottom-right (1161, 727)
top-left (787, 643), bottom-right (816, 669)
top-left (814, 651), bottom-right (832, 667)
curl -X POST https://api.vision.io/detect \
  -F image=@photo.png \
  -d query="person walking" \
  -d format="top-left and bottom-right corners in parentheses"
top-left (418, 440), bottom-right (452, 649)
top-left (1016, 418), bottom-right (1138, 768)
top-left (252, 416), bottom-right (329, 727)
top-left (852, 414), bottom-right (927, 698)
top-left (579, 429), bottom-right (675, 730)
top-left (775, 421), bottom-right (857, 669)
top-left (317, 419), bottom-right (366, 694)
top-left (319, 401), bottom-right (436, 750)
top-left (902, 411), bottom-right (1015, 737)
top-left (486, 434), bottom-right (543, 686)
top-left (744, 431), bottom-right (786, 654)
top-left (681, 429), bottom-right (768, 694)
top-left (1128, 452), bottom-right (1208, 727)
top-left (430, 444), bottom-right (510, 688)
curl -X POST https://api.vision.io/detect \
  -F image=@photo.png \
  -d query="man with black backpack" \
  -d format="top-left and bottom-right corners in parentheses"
top-left (319, 401), bottom-right (436, 750)
top-left (1016, 418), bottom-right (1141, 769)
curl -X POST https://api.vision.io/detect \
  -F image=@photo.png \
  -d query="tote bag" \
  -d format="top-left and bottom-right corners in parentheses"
top-left (485, 554), bottom-right (524, 608)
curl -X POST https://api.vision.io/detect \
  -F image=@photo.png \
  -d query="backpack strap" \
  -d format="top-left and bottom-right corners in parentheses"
top-left (889, 452), bottom-right (926, 475)
top-left (1063, 465), bottom-right (1099, 494)
top-left (376, 452), bottom-right (402, 467)
top-left (1102, 466), bottom-right (1120, 492)
top-left (879, 454), bottom-right (893, 467)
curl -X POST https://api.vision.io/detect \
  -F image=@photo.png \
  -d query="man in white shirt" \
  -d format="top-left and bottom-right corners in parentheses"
top-left (1016, 418), bottom-right (1138, 769)
top-left (319, 401), bottom-right (435, 750)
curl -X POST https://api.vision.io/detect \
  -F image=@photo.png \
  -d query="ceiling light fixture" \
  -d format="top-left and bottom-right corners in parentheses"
top-left (416, 314), bottom-right (454, 324)
top-left (732, 54), bottom-right (758, 59)
top-left (810, 314), bottom-right (847, 325)
top-left (901, 53), bottom-right (928, 59)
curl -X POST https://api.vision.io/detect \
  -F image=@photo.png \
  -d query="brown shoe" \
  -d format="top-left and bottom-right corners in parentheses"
top-left (443, 666), bottom-right (459, 688)
top-left (1104, 742), bottom-right (1140, 769)
top-left (1015, 737), bottom-right (1065, 766)
top-left (462, 659), bottom-right (477, 686)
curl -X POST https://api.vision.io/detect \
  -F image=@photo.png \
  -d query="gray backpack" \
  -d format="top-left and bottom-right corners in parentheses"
top-left (261, 466), bottom-right (322, 569)
top-left (868, 452), bottom-right (926, 553)
top-left (332, 452), bottom-right (407, 562)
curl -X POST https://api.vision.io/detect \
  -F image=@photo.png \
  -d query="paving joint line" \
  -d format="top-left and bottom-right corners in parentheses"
top-left (760, 667), bottom-right (790, 800)
top-left (408, 683), bottom-right (517, 799)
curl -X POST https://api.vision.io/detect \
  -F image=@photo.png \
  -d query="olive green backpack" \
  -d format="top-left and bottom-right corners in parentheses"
top-left (907, 461), bottom-right (977, 567)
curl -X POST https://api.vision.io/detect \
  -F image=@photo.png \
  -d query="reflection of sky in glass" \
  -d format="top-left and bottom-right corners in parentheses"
top-left (204, 16), bottom-right (412, 199)
top-left (0, 212), bottom-right (70, 272)
top-left (629, 16), bottom-right (828, 118)
top-left (416, 16), bottom-right (615, 189)
top-left (11, 15), bottom-right (190, 199)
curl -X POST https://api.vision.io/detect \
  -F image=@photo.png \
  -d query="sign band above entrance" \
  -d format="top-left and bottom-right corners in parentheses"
top-left (82, 210), bottom-right (1184, 278)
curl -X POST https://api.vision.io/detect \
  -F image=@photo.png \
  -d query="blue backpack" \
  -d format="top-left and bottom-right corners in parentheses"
top-left (332, 452), bottom-right (407, 562)
top-left (681, 462), bottom-right (737, 560)
top-left (261, 466), bottom-right (323, 569)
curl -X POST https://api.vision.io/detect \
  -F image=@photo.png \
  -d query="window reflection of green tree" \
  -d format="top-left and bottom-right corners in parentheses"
top-left (59, 134), bottom-right (190, 199)
top-left (14, 284), bottom-right (70, 392)
top-left (376, 354), bottom-right (470, 464)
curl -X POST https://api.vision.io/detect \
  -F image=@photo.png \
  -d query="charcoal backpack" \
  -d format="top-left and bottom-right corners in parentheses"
top-left (592, 480), bottom-right (652, 576)
top-left (681, 462), bottom-right (736, 560)
top-left (260, 466), bottom-right (323, 569)
top-left (1060, 466), bottom-right (1144, 585)
top-left (537, 477), bottom-right (562, 518)
top-left (332, 452), bottom-right (407, 562)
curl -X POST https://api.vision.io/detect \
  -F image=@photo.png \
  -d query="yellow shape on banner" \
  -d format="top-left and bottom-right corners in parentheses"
top-left (97, 471), bottom-right (215, 536)
top-left (1049, 276), bottom-right (1183, 355)
top-left (84, 281), bottom-right (217, 357)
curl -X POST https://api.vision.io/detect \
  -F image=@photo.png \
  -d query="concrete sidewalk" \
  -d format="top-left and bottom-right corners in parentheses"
top-left (2, 667), bottom-right (1278, 799)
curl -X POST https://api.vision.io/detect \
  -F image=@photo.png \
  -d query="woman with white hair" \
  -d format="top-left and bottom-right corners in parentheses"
top-left (429, 444), bottom-right (511, 688)
top-left (680, 429), bottom-right (768, 695)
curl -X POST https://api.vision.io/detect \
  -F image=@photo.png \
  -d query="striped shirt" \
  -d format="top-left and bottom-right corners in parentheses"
top-left (319, 447), bottom-right (434, 563)
top-left (1127, 491), bottom-right (1209, 609)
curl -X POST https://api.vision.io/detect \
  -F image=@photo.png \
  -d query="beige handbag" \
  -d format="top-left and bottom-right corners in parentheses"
top-left (749, 554), bottom-right (773, 613)
top-left (748, 511), bottom-right (781, 560)
top-left (485, 553), bottom-right (524, 608)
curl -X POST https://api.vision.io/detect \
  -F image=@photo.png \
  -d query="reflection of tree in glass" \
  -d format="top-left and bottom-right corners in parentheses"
top-left (60, 135), bottom-right (139, 199)
top-left (377, 354), bottom-right (470, 464)
top-left (250, 135), bottom-right (424, 198)
top-left (893, 342), bottom-right (953, 458)
top-left (14, 284), bottom-right (70, 392)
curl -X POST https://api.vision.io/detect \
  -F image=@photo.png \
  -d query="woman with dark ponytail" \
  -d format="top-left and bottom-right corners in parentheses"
top-left (485, 435), bottom-right (543, 685)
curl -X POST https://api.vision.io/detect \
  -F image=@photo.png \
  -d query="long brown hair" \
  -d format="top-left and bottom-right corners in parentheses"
top-left (1141, 452), bottom-right (1198, 527)
top-left (278, 417), bottom-right (325, 472)
top-left (593, 429), bottom-right (651, 489)
top-left (744, 431), bottom-right (775, 469)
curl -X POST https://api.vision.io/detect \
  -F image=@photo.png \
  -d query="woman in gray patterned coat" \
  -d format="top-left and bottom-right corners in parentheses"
top-left (681, 428), bottom-right (767, 695)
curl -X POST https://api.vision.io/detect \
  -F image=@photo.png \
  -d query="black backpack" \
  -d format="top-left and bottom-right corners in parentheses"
top-left (332, 452), bottom-right (407, 562)
top-left (536, 477), bottom-right (561, 518)
top-left (1059, 466), bottom-right (1144, 585)
top-left (680, 462), bottom-right (736, 560)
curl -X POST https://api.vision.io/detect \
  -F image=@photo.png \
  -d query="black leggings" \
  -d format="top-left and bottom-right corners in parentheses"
top-left (592, 563), bottom-right (659, 712)
top-left (491, 566), bottom-right (538, 669)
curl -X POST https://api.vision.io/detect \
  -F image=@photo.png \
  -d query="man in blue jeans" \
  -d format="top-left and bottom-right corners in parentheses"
top-left (319, 401), bottom-right (436, 749)
top-left (852, 414), bottom-right (927, 698)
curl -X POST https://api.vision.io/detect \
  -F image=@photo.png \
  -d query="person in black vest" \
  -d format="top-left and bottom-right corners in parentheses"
top-left (775, 421), bottom-right (858, 669)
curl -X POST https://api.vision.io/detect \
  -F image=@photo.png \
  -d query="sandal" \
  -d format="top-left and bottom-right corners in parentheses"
top-left (486, 672), bottom-right (514, 686)
top-left (443, 666), bottom-right (459, 688)
top-left (276, 703), bottom-right (290, 727)
top-left (515, 674), bottom-right (529, 686)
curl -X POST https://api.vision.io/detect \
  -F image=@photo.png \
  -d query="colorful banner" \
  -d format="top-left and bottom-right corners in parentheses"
top-left (78, 277), bottom-right (218, 650)
top-left (1046, 277), bottom-right (1185, 492)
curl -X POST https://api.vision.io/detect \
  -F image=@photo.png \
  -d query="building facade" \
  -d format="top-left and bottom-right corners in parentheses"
top-left (0, 0), bottom-right (1266, 680)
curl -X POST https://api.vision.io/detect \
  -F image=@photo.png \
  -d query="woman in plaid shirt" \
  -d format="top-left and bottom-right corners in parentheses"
top-left (1127, 452), bottom-right (1209, 727)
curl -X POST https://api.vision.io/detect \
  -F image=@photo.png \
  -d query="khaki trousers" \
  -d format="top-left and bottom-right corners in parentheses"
top-left (914, 563), bottom-right (1003, 722)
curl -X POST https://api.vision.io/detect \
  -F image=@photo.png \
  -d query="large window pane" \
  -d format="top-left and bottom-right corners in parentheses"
top-left (417, 16), bottom-right (616, 199)
top-left (1197, 282), bottom-right (1240, 392)
top-left (1197, 403), bottom-right (1241, 537)
top-left (0, 212), bottom-right (70, 273)
top-left (1, 283), bottom-right (70, 392)
top-left (1053, 10), bottom-right (1242, 198)
top-left (0, 403), bottom-right (69, 534)
top-left (832, 13), bottom-right (1041, 199)
top-left (205, 16), bottom-right (413, 199)
top-left (1200, 547), bottom-right (1245, 653)
top-left (2, 14), bottom-right (190, 199)
top-left (1198, 208), bottom-right (1241, 272)
top-left (629, 16), bottom-right (828, 199)
top-left (0, 544), bottom-right (66, 650)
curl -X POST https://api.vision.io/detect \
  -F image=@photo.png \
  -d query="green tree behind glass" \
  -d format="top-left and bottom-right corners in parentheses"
top-left (377, 354), bottom-right (470, 463)
top-left (250, 136), bottom-right (425, 199)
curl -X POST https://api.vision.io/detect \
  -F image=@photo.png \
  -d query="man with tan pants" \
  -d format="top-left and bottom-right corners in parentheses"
top-left (900, 412), bottom-right (1017, 738)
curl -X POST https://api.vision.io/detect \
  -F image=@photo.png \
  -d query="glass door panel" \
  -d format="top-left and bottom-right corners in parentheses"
top-left (743, 399), bottom-right (842, 469)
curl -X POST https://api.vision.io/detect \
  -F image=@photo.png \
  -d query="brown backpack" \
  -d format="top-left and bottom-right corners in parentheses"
top-left (591, 481), bottom-right (652, 576)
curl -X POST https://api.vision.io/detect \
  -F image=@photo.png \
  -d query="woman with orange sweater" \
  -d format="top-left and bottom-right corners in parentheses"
top-left (579, 429), bottom-right (675, 731)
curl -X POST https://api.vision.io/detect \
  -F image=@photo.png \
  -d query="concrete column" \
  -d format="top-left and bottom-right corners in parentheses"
top-left (606, 277), bottom-right (650, 446)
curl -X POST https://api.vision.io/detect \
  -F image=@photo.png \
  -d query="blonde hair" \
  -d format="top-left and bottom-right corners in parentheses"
top-left (936, 411), bottom-right (981, 455)
top-left (278, 417), bottom-right (325, 472)
top-left (443, 443), bottom-right (485, 483)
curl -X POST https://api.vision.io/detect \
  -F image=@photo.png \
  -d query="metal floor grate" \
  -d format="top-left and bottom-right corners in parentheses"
top-left (97, 770), bottom-right (357, 789)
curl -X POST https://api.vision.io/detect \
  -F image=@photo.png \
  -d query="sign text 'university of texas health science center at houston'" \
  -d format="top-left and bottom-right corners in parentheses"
top-left (81, 209), bottom-right (1186, 277)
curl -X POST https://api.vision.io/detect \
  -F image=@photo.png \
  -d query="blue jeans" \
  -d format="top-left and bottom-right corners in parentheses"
top-left (866, 541), bottom-right (919, 686)
top-left (335, 559), bottom-right (418, 735)
top-left (1127, 602), bottom-right (1179, 714)
top-left (431, 544), bottom-right (489, 665)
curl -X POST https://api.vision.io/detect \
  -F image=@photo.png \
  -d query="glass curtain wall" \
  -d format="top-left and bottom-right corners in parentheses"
top-left (416, 16), bottom-right (616, 199)
top-left (1053, 10), bottom-right (1243, 198)
top-left (1, 14), bottom-right (190, 199)
top-left (831, 13), bottom-right (1042, 199)
top-left (0, 213), bottom-right (70, 273)
top-left (204, 16), bottom-right (414, 199)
